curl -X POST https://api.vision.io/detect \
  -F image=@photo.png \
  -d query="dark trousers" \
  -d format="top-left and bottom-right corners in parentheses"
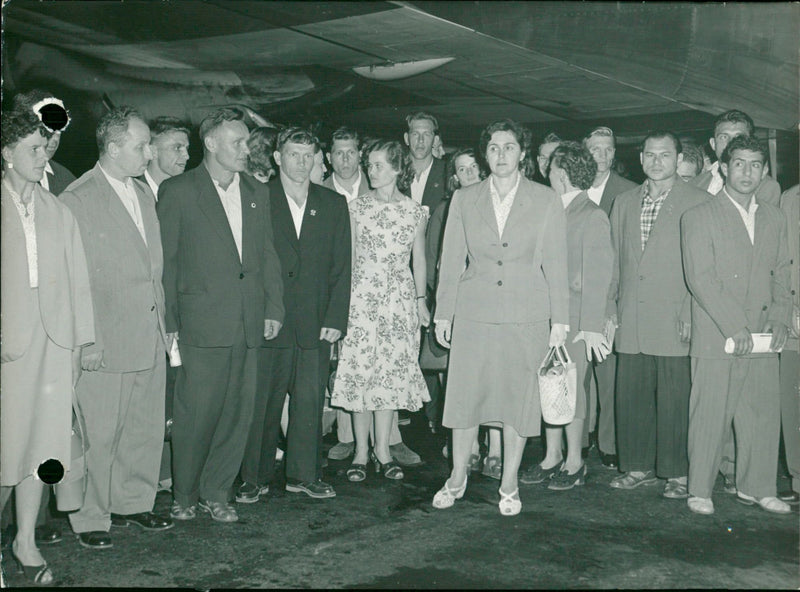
top-left (615, 353), bottom-right (691, 478)
top-left (242, 344), bottom-right (330, 486)
top-left (172, 327), bottom-right (256, 506)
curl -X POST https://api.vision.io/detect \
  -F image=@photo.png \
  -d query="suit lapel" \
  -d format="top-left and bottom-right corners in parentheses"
top-left (94, 165), bottom-right (149, 264)
top-left (271, 181), bottom-right (300, 252)
top-left (474, 180), bottom-right (499, 238)
top-left (298, 187), bottom-right (320, 246)
top-left (500, 178), bottom-right (530, 239)
top-left (196, 167), bottom-right (241, 262)
top-left (421, 158), bottom-right (443, 209)
top-left (239, 176), bottom-right (260, 267)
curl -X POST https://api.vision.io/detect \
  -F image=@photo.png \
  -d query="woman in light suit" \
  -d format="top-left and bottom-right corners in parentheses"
top-left (523, 141), bottom-right (613, 490)
top-left (1, 104), bottom-right (94, 584)
top-left (433, 119), bottom-right (569, 516)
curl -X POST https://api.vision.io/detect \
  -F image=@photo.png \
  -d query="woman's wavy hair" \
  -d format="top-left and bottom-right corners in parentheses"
top-left (549, 141), bottom-right (598, 191)
top-left (2, 106), bottom-right (49, 151)
top-left (445, 147), bottom-right (486, 197)
top-left (478, 119), bottom-right (532, 168)
top-left (361, 138), bottom-right (414, 196)
top-left (246, 126), bottom-right (278, 178)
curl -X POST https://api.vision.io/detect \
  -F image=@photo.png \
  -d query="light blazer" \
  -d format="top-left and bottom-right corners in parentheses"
top-left (780, 185), bottom-right (799, 351)
top-left (436, 176), bottom-right (569, 326)
top-left (264, 179), bottom-right (352, 350)
top-left (607, 178), bottom-right (707, 356)
top-left (157, 165), bottom-right (284, 348)
top-left (1, 184), bottom-right (95, 361)
top-left (322, 172), bottom-right (370, 202)
top-left (597, 171), bottom-right (637, 218)
top-left (565, 192), bottom-right (613, 332)
top-left (681, 190), bottom-right (792, 359)
top-left (60, 163), bottom-right (165, 372)
top-left (691, 168), bottom-right (781, 206)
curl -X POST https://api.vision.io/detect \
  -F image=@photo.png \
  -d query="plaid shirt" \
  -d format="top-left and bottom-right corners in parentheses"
top-left (640, 181), bottom-right (671, 250)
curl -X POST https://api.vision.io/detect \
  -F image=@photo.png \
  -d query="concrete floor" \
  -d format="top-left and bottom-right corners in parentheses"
top-left (2, 415), bottom-right (798, 589)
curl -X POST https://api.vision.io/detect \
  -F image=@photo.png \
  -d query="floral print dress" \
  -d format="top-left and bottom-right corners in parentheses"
top-left (331, 195), bottom-right (430, 412)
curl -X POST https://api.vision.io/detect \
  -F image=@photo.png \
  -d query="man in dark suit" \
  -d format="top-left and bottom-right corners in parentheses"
top-left (158, 108), bottom-right (284, 523)
top-left (237, 127), bottom-right (351, 502)
top-left (582, 126), bottom-right (637, 469)
top-left (62, 107), bottom-right (171, 549)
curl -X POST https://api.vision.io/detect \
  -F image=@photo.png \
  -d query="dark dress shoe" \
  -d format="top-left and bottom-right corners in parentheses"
top-left (110, 514), bottom-right (129, 528)
top-left (600, 452), bottom-right (618, 469)
top-left (114, 512), bottom-right (174, 531)
top-left (34, 524), bottom-right (62, 545)
top-left (77, 531), bottom-right (113, 549)
top-left (778, 490), bottom-right (800, 504)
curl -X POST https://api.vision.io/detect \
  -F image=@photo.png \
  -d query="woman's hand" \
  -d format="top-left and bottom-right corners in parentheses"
top-left (434, 320), bottom-right (452, 348)
top-left (573, 331), bottom-right (611, 362)
top-left (548, 323), bottom-right (568, 348)
top-left (417, 300), bottom-right (431, 328)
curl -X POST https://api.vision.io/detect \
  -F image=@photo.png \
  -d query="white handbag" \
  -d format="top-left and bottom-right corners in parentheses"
top-left (538, 345), bottom-right (577, 425)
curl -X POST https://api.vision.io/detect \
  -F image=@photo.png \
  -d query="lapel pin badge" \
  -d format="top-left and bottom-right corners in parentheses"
top-left (310, 209), bottom-right (317, 216)
top-left (251, 202), bottom-right (257, 208)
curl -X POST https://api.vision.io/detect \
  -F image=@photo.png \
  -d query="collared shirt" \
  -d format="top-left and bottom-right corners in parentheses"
top-left (285, 194), bottom-right (307, 239)
top-left (410, 159), bottom-right (433, 204)
top-left (707, 162), bottom-right (724, 196)
top-left (640, 180), bottom-right (671, 250)
top-left (99, 164), bottom-right (147, 245)
top-left (560, 189), bottom-right (582, 210)
top-left (210, 171), bottom-right (243, 261)
top-left (39, 162), bottom-right (54, 192)
top-left (723, 188), bottom-right (758, 245)
top-left (586, 170), bottom-right (610, 206)
top-left (4, 179), bottom-right (38, 287)
top-left (144, 169), bottom-right (160, 202)
top-left (489, 172), bottom-right (522, 237)
top-left (332, 170), bottom-right (363, 203)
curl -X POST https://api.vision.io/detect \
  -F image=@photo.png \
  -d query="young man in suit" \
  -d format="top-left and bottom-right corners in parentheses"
top-left (681, 135), bottom-right (791, 515)
top-left (238, 127), bottom-right (351, 501)
top-left (690, 109), bottom-right (781, 205)
top-left (158, 108), bottom-right (284, 523)
top-left (582, 126), bottom-right (638, 469)
top-left (61, 107), bottom-right (172, 549)
top-left (607, 131), bottom-right (707, 498)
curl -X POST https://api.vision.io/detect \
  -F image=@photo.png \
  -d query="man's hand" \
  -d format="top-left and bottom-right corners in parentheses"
top-left (81, 349), bottom-right (105, 371)
top-left (678, 320), bottom-right (691, 343)
top-left (764, 321), bottom-right (788, 352)
top-left (549, 323), bottom-right (568, 348)
top-left (434, 320), bottom-right (452, 349)
top-left (417, 300), bottom-right (431, 328)
top-left (573, 331), bottom-right (611, 362)
top-left (319, 327), bottom-right (342, 343)
top-left (730, 328), bottom-right (754, 356)
top-left (264, 319), bottom-right (282, 340)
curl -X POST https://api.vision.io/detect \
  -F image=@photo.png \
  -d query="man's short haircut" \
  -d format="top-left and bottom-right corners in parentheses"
top-left (720, 134), bottom-right (767, 165)
top-left (539, 132), bottom-right (562, 149)
top-left (198, 108), bottom-right (245, 143)
top-left (479, 119), bottom-right (531, 160)
top-left (405, 111), bottom-right (439, 135)
top-left (680, 143), bottom-right (705, 176)
top-left (150, 116), bottom-right (190, 140)
top-left (275, 126), bottom-right (319, 153)
top-left (96, 106), bottom-right (145, 154)
top-left (714, 109), bottom-right (755, 137)
top-left (639, 130), bottom-right (682, 155)
top-left (330, 126), bottom-right (360, 148)
top-left (582, 126), bottom-right (615, 147)
top-left (361, 138), bottom-right (414, 196)
top-left (550, 141), bottom-right (598, 191)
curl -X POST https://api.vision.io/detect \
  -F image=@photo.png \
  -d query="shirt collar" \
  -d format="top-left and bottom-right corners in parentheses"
top-left (561, 189), bottom-right (582, 209)
top-left (723, 187), bottom-right (758, 215)
top-left (489, 171), bottom-right (522, 203)
top-left (44, 161), bottom-right (54, 175)
top-left (211, 171), bottom-right (240, 194)
top-left (414, 159), bottom-right (434, 181)
top-left (98, 163), bottom-right (134, 195)
top-left (641, 179), bottom-right (672, 204)
top-left (332, 169), bottom-right (362, 198)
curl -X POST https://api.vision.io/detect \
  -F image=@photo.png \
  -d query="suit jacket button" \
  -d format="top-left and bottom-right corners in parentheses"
top-left (762, 305), bottom-right (768, 311)
top-left (502, 242), bottom-right (508, 247)
top-left (288, 271), bottom-right (295, 278)
top-left (497, 261), bottom-right (503, 266)
top-left (770, 270), bottom-right (774, 276)
top-left (150, 305), bottom-right (155, 311)
top-left (239, 273), bottom-right (245, 279)
top-left (497, 280), bottom-right (503, 286)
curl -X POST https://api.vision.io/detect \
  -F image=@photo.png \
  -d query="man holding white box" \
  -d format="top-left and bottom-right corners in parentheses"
top-left (681, 135), bottom-right (792, 516)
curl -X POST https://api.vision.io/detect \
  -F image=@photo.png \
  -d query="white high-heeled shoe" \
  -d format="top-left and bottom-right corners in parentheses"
top-left (498, 488), bottom-right (521, 516)
top-left (432, 476), bottom-right (468, 509)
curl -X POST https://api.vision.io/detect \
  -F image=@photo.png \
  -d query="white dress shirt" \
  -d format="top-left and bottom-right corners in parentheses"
top-left (210, 172), bottom-right (243, 261)
top-left (144, 169), bottom-right (160, 201)
top-left (489, 172), bottom-right (521, 237)
top-left (286, 194), bottom-right (307, 239)
top-left (332, 170), bottom-right (363, 204)
top-left (99, 164), bottom-right (147, 245)
top-left (707, 162), bottom-right (725, 196)
top-left (39, 162), bottom-right (54, 192)
top-left (723, 188), bottom-right (758, 245)
top-left (560, 189), bottom-right (582, 209)
top-left (410, 159), bottom-right (433, 204)
top-left (586, 170), bottom-right (610, 206)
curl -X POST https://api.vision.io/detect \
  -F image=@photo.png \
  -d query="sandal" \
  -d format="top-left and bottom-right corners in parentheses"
top-left (347, 463), bottom-right (367, 482)
top-left (468, 453), bottom-right (482, 472)
top-left (370, 451), bottom-right (404, 480)
top-left (482, 456), bottom-right (502, 480)
top-left (198, 499), bottom-right (239, 522)
top-left (12, 552), bottom-right (54, 586)
top-left (170, 500), bottom-right (197, 520)
top-left (432, 476), bottom-right (468, 509)
top-left (498, 488), bottom-right (522, 516)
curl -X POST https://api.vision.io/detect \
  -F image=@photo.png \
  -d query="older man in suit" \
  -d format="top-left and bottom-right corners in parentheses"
top-left (158, 108), bottom-right (284, 523)
top-left (61, 107), bottom-right (171, 549)
top-left (681, 135), bottom-right (791, 515)
top-left (583, 126), bottom-right (637, 468)
top-left (607, 131), bottom-right (707, 499)
top-left (691, 109), bottom-right (781, 205)
top-left (238, 127), bottom-right (350, 502)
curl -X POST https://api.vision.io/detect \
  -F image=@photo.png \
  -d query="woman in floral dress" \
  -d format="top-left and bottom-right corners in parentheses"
top-left (330, 139), bottom-right (430, 481)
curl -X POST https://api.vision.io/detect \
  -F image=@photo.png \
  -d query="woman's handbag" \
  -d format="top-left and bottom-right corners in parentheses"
top-left (538, 345), bottom-right (577, 425)
top-left (419, 326), bottom-right (448, 372)
top-left (54, 402), bottom-right (89, 512)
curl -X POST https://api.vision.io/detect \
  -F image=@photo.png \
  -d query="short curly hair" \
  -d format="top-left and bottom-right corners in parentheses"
top-left (479, 119), bottom-right (531, 164)
top-left (361, 138), bottom-right (414, 197)
top-left (246, 126), bottom-right (278, 178)
top-left (96, 106), bottom-right (146, 154)
top-left (549, 141), bottom-right (598, 191)
top-left (1, 106), bottom-right (48, 150)
top-left (720, 134), bottom-right (767, 165)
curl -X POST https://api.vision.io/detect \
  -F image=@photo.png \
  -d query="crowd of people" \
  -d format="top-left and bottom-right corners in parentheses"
top-left (1, 89), bottom-right (797, 585)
